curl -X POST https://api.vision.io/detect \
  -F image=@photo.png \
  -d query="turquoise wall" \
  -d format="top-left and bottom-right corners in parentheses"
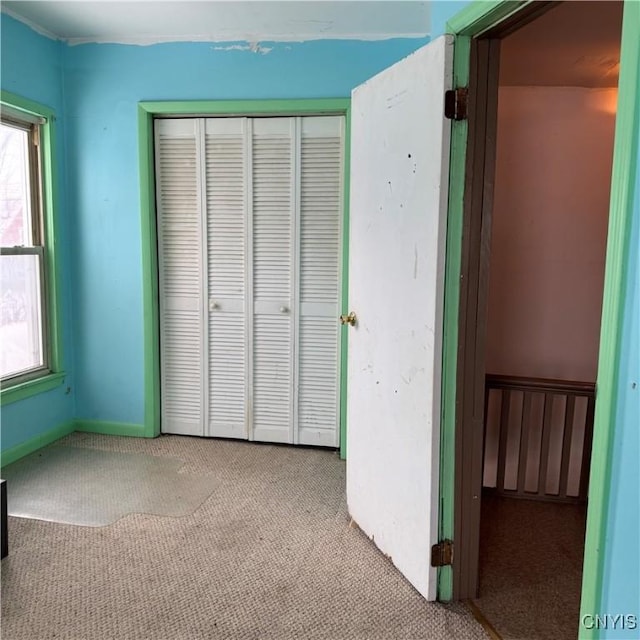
top-left (0, 15), bottom-right (75, 450)
top-left (62, 36), bottom-right (428, 425)
top-left (0, 12), bottom-right (427, 444)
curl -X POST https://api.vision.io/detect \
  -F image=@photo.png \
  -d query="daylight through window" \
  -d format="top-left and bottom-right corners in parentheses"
top-left (0, 114), bottom-right (48, 385)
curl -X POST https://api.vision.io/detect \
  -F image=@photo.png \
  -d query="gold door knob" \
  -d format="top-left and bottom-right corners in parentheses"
top-left (339, 312), bottom-right (357, 326)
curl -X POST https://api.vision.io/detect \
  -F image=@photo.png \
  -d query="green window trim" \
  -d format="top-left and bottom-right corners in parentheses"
top-left (138, 99), bottom-right (351, 448)
top-left (1, 372), bottom-right (66, 406)
top-left (0, 90), bottom-right (65, 406)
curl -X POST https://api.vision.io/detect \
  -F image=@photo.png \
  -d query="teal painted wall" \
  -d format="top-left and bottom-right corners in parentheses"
top-left (0, 11), bottom-right (427, 445)
top-left (62, 36), bottom-right (428, 424)
top-left (0, 15), bottom-right (75, 452)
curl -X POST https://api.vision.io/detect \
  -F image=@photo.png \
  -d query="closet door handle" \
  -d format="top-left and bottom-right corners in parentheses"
top-left (280, 306), bottom-right (289, 314)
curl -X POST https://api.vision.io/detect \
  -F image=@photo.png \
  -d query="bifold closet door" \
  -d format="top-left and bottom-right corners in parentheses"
top-left (251, 116), bottom-right (344, 446)
top-left (296, 117), bottom-right (344, 447)
top-left (251, 118), bottom-right (296, 443)
top-left (157, 115), bottom-right (343, 446)
top-left (156, 119), bottom-right (205, 436)
top-left (205, 119), bottom-right (249, 439)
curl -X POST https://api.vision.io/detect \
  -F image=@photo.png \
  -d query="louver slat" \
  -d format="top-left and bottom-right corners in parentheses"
top-left (156, 120), bottom-right (204, 435)
top-left (252, 120), bottom-right (294, 443)
top-left (297, 121), bottom-right (343, 447)
top-left (205, 119), bottom-right (247, 439)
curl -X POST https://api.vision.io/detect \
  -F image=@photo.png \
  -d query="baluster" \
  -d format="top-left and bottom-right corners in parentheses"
top-left (497, 389), bottom-right (510, 492)
top-left (559, 395), bottom-right (576, 498)
top-left (538, 393), bottom-right (553, 496)
top-left (517, 392), bottom-right (532, 495)
top-left (579, 395), bottom-right (596, 500)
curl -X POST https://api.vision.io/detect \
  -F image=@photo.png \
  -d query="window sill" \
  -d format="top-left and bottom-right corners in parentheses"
top-left (0, 372), bottom-right (66, 406)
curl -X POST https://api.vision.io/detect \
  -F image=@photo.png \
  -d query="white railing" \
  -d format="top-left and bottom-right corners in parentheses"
top-left (483, 375), bottom-right (595, 502)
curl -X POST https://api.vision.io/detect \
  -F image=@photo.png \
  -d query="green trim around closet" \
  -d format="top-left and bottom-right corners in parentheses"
top-left (339, 110), bottom-right (352, 460)
top-left (139, 99), bottom-right (351, 118)
top-left (138, 99), bottom-right (351, 444)
top-left (138, 106), bottom-right (160, 438)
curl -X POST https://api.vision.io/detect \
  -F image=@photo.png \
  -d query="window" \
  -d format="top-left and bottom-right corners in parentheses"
top-left (0, 94), bottom-right (62, 399)
top-left (0, 113), bottom-right (47, 384)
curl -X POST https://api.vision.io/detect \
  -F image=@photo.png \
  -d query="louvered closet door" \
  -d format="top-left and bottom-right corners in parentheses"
top-left (156, 119), bottom-right (205, 436)
top-left (296, 116), bottom-right (344, 447)
top-left (251, 118), bottom-right (296, 444)
top-left (205, 118), bottom-right (248, 438)
top-left (157, 115), bottom-right (344, 446)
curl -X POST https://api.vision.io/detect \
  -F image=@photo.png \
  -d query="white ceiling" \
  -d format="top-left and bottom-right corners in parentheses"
top-left (501, 1), bottom-right (623, 88)
top-left (2, 0), bottom-right (623, 87)
top-left (1, 1), bottom-right (430, 44)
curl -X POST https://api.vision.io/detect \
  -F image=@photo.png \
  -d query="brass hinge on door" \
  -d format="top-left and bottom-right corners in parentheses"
top-left (444, 88), bottom-right (468, 121)
top-left (431, 539), bottom-right (454, 567)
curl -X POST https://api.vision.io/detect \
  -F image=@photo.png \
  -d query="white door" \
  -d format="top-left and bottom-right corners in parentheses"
top-left (251, 118), bottom-right (296, 444)
top-left (156, 119), bottom-right (205, 436)
top-left (297, 117), bottom-right (344, 447)
top-left (205, 118), bottom-right (249, 439)
top-left (346, 36), bottom-right (453, 600)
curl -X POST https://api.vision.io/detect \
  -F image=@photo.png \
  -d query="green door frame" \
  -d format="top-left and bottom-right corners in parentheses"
top-left (437, 2), bottom-right (640, 637)
top-left (137, 99), bottom-right (351, 457)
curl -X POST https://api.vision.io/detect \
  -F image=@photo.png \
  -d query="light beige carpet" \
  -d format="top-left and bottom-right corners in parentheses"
top-left (474, 493), bottom-right (587, 640)
top-left (1, 433), bottom-right (488, 640)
